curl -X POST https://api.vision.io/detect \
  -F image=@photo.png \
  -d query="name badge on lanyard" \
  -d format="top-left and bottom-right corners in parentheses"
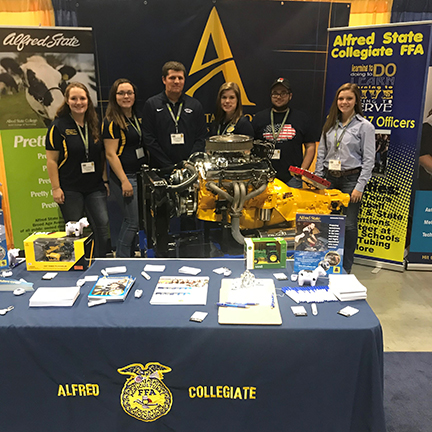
top-left (167, 102), bottom-right (184, 145)
top-left (272, 149), bottom-right (281, 159)
top-left (127, 114), bottom-right (144, 159)
top-left (72, 117), bottom-right (95, 173)
top-left (171, 133), bottom-right (185, 145)
top-left (329, 159), bottom-right (341, 171)
top-left (136, 147), bottom-right (145, 159)
top-left (81, 161), bottom-right (95, 173)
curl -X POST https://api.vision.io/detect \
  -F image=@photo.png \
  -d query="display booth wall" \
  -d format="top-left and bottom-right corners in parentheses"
top-left (0, 0), bottom-right (351, 249)
top-left (77, 0), bottom-right (349, 136)
top-left (1, 1), bottom-right (431, 266)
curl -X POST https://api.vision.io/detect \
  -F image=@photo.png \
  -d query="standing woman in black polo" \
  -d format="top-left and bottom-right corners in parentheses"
top-left (209, 82), bottom-right (253, 137)
top-left (103, 79), bottom-right (146, 257)
top-left (46, 82), bottom-right (110, 257)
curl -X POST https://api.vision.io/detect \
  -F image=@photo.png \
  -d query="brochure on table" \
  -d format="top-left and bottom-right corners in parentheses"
top-left (150, 276), bottom-right (209, 305)
top-left (88, 276), bottom-right (136, 302)
top-left (294, 213), bottom-right (346, 274)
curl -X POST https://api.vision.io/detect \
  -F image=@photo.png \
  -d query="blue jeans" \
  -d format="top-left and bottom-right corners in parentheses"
top-left (287, 176), bottom-right (303, 189)
top-left (60, 189), bottom-right (110, 258)
top-left (325, 172), bottom-right (361, 273)
top-left (110, 173), bottom-right (139, 257)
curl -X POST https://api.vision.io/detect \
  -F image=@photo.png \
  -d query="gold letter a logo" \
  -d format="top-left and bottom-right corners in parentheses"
top-left (186, 7), bottom-right (255, 106)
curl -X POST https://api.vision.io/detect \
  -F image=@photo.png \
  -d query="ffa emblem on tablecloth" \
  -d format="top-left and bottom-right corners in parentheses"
top-left (118, 362), bottom-right (173, 422)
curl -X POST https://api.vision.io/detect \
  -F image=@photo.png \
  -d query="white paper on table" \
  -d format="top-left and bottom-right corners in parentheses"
top-left (178, 266), bottom-right (201, 275)
top-left (144, 265), bottom-right (166, 272)
top-left (227, 280), bottom-right (273, 306)
top-left (29, 286), bottom-right (80, 307)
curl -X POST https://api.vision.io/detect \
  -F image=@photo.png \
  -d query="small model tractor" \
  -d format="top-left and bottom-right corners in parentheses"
top-left (42, 240), bottom-right (74, 262)
top-left (254, 242), bottom-right (280, 264)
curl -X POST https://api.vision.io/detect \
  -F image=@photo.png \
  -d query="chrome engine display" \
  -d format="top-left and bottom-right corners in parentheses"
top-left (138, 135), bottom-right (350, 257)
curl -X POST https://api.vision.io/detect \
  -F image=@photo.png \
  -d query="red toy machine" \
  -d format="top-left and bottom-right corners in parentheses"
top-left (289, 166), bottom-right (331, 189)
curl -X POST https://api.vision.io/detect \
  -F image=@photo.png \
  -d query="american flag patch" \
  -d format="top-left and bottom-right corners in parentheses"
top-left (263, 124), bottom-right (296, 141)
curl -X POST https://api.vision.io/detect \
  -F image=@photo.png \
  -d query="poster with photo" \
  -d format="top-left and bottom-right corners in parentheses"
top-left (294, 213), bottom-right (345, 274)
top-left (0, 26), bottom-right (98, 248)
top-left (407, 66), bottom-right (432, 269)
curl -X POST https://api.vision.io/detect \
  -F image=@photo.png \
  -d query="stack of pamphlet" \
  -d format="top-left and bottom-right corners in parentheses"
top-left (29, 286), bottom-right (80, 307)
top-left (88, 275), bottom-right (136, 302)
top-left (328, 274), bottom-right (367, 301)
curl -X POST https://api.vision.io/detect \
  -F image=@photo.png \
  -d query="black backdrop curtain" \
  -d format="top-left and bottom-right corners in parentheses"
top-left (392, 0), bottom-right (432, 22)
top-left (52, 0), bottom-right (77, 26)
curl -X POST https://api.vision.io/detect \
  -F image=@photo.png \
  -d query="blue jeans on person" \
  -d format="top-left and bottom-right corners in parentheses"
top-left (60, 189), bottom-right (110, 258)
top-left (287, 176), bottom-right (303, 188)
top-left (325, 172), bottom-right (361, 273)
top-left (110, 173), bottom-right (139, 258)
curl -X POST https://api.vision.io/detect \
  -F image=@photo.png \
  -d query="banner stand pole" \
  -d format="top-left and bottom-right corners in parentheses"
top-left (354, 257), bottom-right (404, 272)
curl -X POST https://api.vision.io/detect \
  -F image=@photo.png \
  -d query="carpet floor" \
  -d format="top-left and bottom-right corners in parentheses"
top-left (384, 352), bottom-right (432, 432)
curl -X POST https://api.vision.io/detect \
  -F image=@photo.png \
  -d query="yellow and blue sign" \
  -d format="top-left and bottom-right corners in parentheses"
top-left (326, 22), bottom-right (432, 267)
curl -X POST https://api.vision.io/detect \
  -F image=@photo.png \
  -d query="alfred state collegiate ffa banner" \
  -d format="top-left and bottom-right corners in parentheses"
top-left (326, 22), bottom-right (432, 269)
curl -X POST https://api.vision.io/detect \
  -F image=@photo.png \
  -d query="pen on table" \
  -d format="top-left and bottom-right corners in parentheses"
top-left (220, 302), bottom-right (258, 306)
top-left (311, 303), bottom-right (318, 316)
top-left (141, 271), bottom-right (151, 280)
top-left (217, 302), bottom-right (249, 308)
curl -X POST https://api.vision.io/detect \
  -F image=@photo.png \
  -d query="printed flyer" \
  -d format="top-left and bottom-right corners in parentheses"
top-left (294, 213), bottom-right (345, 274)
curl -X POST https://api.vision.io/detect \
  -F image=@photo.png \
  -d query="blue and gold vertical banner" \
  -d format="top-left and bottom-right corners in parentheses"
top-left (326, 23), bottom-right (432, 268)
top-left (406, 71), bottom-right (432, 270)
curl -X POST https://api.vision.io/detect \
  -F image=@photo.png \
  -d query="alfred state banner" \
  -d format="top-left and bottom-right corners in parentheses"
top-left (0, 26), bottom-right (97, 247)
top-left (325, 22), bottom-right (432, 269)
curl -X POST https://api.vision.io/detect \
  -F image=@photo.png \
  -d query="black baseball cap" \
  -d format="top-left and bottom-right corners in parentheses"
top-left (271, 77), bottom-right (291, 92)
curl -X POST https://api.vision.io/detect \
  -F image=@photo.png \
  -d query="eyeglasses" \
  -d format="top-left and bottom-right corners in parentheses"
top-left (116, 91), bottom-right (134, 97)
top-left (271, 91), bottom-right (289, 98)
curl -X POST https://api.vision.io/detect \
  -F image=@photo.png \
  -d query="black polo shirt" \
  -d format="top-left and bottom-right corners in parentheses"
top-left (46, 115), bottom-right (105, 193)
top-left (143, 91), bottom-right (207, 168)
top-left (102, 113), bottom-right (146, 175)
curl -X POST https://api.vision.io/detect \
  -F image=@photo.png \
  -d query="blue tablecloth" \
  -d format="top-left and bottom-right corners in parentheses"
top-left (0, 258), bottom-right (386, 432)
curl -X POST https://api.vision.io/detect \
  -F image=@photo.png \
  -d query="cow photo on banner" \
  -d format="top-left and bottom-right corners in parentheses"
top-left (0, 26), bottom-right (99, 248)
top-left (325, 22), bottom-right (432, 269)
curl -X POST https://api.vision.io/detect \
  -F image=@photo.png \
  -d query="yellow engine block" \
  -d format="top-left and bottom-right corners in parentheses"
top-left (196, 178), bottom-right (350, 230)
